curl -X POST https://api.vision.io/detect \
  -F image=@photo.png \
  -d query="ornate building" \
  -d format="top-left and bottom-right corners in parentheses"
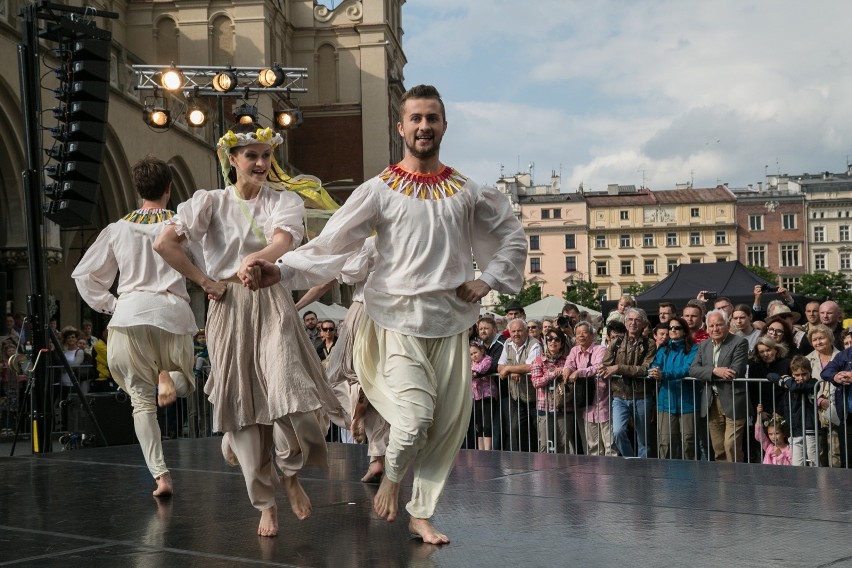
top-left (0, 1), bottom-right (404, 325)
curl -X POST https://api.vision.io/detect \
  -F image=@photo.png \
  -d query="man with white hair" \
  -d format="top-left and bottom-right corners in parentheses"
top-left (688, 309), bottom-right (749, 462)
top-left (498, 318), bottom-right (542, 451)
top-left (596, 307), bottom-right (657, 458)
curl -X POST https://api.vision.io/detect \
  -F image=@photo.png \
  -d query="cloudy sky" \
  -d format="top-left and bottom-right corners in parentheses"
top-left (401, 1), bottom-right (852, 192)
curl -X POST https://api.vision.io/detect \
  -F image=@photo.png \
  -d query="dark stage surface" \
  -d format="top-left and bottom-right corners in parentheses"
top-left (1, 439), bottom-right (851, 567)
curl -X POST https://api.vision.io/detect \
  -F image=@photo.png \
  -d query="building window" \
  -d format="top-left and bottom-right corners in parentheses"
top-left (552, 209), bottom-right (562, 219)
top-left (541, 209), bottom-right (550, 220)
top-left (620, 260), bottom-right (632, 275)
top-left (620, 210), bottom-right (629, 220)
top-left (564, 234), bottom-right (576, 249)
top-left (529, 235), bottom-right (540, 251)
top-left (781, 277), bottom-right (799, 292)
top-left (530, 258), bottom-right (541, 273)
top-left (716, 257), bottom-right (727, 263)
top-left (814, 253), bottom-right (826, 271)
top-left (690, 232), bottom-right (701, 246)
top-left (747, 245), bottom-right (766, 267)
top-left (782, 213), bottom-right (797, 230)
top-left (667, 259), bottom-right (678, 273)
top-left (841, 253), bottom-right (852, 271)
top-left (211, 15), bottom-right (235, 66)
top-left (596, 261), bottom-right (608, 276)
top-left (643, 233), bottom-right (654, 247)
top-left (841, 225), bottom-right (850, 242)
top-left (715, 231), bottom-right (727, 245)
top-left (595, 235), bottom-right (606, 249)
top-left (690, 207), bottom-right (699, 218)
top-left (814, 226), bottom-right (825, 242)
top-left (690, 258), bottom-right (702, 264)
top-left (780, 244), bottom-right (800, 267)
top-left (620, 234), bottom-right (631, 248)
top-left (597, 289), bottom-right (608, 302)
top-left (666, 232), bottom-right (677, 246)
top-left (644, 259), bottom-right (655, 275)
top-left (749, 215), bottom-right (764, 231)
top-left (565, 256), bottom-right (577, 272)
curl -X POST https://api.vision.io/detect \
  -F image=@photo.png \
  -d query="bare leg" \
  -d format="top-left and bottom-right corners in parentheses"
top-left (282, 474), bottom-right (312, 520)
top-left (409, 517), bottom-right (450, 544)
top-left (361, 458), bottom-right (384, 483)
top-left (157, 370), bottom-right (176, 407)
top-left (152, 472), bottom-right (173, 497)
top-left (258, 504), bottom-right (278, 537)
top-left (373, 475), bottom-right (400, 521)
top-left (477, 436), bottom-right (492, 450)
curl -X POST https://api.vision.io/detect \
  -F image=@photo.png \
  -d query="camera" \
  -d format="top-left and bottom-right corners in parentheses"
top-left (760, 283), bottom-right (779, 293)
top-left (704, 291), bottom-right (718, 300)
top-left (556, 315), bottom-right (571, 328)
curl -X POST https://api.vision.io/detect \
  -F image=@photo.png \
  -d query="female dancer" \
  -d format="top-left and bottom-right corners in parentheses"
top-left (154, 123), bottom-right (344, 537)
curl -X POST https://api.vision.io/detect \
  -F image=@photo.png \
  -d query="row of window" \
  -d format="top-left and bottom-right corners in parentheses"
top-left (812, 225), bottom-right (852, 242)
top-left (529, 231), bottom-right (730, 251)
top-left (529, 257), bottom-right (576, 273)
top-left (529, 234), bottom-right (576, 251)
top-left (530, 257), bottom-right (730, 277)
top-left (747, 213), bottom-right (798, 231)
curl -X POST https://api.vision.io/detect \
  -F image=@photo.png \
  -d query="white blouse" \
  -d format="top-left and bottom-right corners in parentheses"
top-left (277, 169), bottom-right (527, 338)
top-left (340, 236), bottom-right (377, 303)
top-left (169, 185), bottom-right (305, 281)
top-left (72, 216), bottom-right (197, 335)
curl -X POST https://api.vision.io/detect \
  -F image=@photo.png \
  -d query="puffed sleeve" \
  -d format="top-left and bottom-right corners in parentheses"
top-left (278, 183), bottom-right (379, 290)
top-left (168, 189), bottom-right (216, 242)
top-left (266, 189), bottom-right (305, 248)
top-left (469, 183), bottom-right (527, 294)
top-left (339, 236), bottom-right (377, 286)
top-left (72, 225), bottom-right (119, 315)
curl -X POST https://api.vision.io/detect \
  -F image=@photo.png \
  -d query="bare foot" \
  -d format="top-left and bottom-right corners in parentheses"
top-left (152, 472), bottom-right (173, 497)
top-left (351, 397), bottom-right (368, 443)
top-left (282, 475), bottom-right (312, 520)
top-left (373, 475), bottom-right (400, 521)
top-left (157, 371), bottom-right (176, 407)
top-left (258, 505), bottom-right (278, 537)
top-left (361, 459), bottom-right (384, 483)
top-left (409, 517), bottom-right (450, 545)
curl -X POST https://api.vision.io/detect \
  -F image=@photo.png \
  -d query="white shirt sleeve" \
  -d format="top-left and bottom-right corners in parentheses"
top-left (470, 183), bottom-right (528, 293)
top-left (72, 225), bottom-right (118, 315)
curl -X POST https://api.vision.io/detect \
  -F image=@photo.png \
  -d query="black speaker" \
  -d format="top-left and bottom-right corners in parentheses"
top-left (66, 392), bottom-right (136, 446)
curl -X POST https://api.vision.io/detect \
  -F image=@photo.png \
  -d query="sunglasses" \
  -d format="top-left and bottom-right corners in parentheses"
top-left (669, 326), bottom-right (684, 331)
top-left (545, 336), bottom-right (561, 342)
top-left (321, 327), bottom-right (335, 332)
top-left (767, 328), bottom-right (784, 335)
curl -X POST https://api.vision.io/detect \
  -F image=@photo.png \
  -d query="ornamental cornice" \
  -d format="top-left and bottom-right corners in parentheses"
top-left (314, 1), bottom-right (363, 24)
top-left (0, 247), bottom-right (63, 267)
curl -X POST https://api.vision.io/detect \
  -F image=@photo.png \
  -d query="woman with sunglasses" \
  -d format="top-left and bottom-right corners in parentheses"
top-left (530, 327), bottom-right (576, 454)
top-left (648, 316), bottom-right (700, 460)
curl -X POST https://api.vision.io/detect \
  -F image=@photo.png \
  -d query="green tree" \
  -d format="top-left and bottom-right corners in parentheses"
top-left (746, 265), bottom-right (778, 284)
top-left (563, 280), bottom-right (600, 312)
top-left (495, 282), bottom-right (542, 315)
top-left (625, 283), bottom-right (652, 297)
top-left (797, 272), bottom-right (852, 315)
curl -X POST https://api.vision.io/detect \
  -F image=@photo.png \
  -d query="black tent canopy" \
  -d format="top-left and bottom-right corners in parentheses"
top-left (603, 261), bottom-right (807, 320)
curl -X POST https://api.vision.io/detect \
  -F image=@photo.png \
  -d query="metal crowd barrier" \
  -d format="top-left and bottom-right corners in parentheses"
top-left (462, 372), bottom-right (852, 468)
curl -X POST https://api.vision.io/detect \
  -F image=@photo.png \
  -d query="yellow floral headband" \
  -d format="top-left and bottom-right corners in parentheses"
top-left (215, 126), bottom-right (339, 211)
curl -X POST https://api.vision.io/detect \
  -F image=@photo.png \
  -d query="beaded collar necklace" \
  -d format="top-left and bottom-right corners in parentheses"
top-left (122, 208), bottom-right (175, 224)
top-left (379, 163), bottom-right (467, 200)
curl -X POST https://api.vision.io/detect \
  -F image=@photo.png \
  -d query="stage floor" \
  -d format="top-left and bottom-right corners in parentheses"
top-left (1, 439), bottom-right (851, 567)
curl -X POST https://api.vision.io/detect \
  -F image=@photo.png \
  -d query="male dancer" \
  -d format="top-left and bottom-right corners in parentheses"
top-left (247, 85), bottom-right (527, 543)
top-left (72, 156), bottom-right (196, 496)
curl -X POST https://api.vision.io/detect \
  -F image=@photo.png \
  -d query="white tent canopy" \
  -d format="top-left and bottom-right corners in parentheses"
top-left (298, 301), bottom-right (349, 323)
top-left (522, 295), bottom-right (601, 321)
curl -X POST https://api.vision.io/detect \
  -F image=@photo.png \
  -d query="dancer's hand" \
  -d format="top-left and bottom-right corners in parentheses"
top-left (244, 259), bottom-right (282, 290)
top-left (238, 258), bottom-right (260, 290)
top-left (456, 279), bottom-right (491, 303)
top-left (202, 278), bottom-right (227, 301)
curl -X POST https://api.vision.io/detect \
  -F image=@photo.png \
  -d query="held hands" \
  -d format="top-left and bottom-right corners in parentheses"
top-left (456, 279), bottom-right (491, 303)
top-left (237, 257), bottom-right (260, 291)
top-left (834, 371), bottom-right (852, 385)
top-left (201, 278), bottom-right (227, 301)
top-left (241, 259), bottom-right (282, 290)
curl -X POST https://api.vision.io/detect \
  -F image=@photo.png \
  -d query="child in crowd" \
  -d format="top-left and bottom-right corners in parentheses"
top-left (769, 355), bottom-right (818, 466)
top-left (755, 403), bottom-right (791, 465)
top-left (470, 341), bottom-right (496, 450)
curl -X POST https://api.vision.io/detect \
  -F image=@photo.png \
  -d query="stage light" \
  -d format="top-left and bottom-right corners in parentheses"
top-left (258, 66), bottom-right (286, 88)
top-left (186, 105), bottom-right (207, 127)
top-left (160, 67), bottom-right (183, 91)
top-left (143, 106), bottom-right (171, 128)
top-left (212, 70), bottom-right (237, 92)
top-left (274, 109), bottom-right (303, 129)
top-left (234, 103), bottom-right (258, 124)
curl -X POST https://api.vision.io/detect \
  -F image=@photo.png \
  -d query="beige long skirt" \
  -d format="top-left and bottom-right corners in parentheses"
top-left (204, 282), bottom-right (345, 433)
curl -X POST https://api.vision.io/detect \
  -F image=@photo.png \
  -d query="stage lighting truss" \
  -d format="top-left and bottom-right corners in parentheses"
top-left (132, 65), bottom-right (308, 96)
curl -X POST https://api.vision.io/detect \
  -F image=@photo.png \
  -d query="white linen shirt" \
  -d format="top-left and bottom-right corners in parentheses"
top-left (169, 185), bottom-right (305, 281)
top-left (277, 170), bottom-right (527, 338)
top-left (72, 217), bottom-right (197, 335)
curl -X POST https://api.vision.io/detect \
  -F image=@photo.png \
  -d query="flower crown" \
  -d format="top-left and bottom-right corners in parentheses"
top-left (764, 414), bottom-right (787, 429)
top-left (216, 127), bottom-right (283, 151)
